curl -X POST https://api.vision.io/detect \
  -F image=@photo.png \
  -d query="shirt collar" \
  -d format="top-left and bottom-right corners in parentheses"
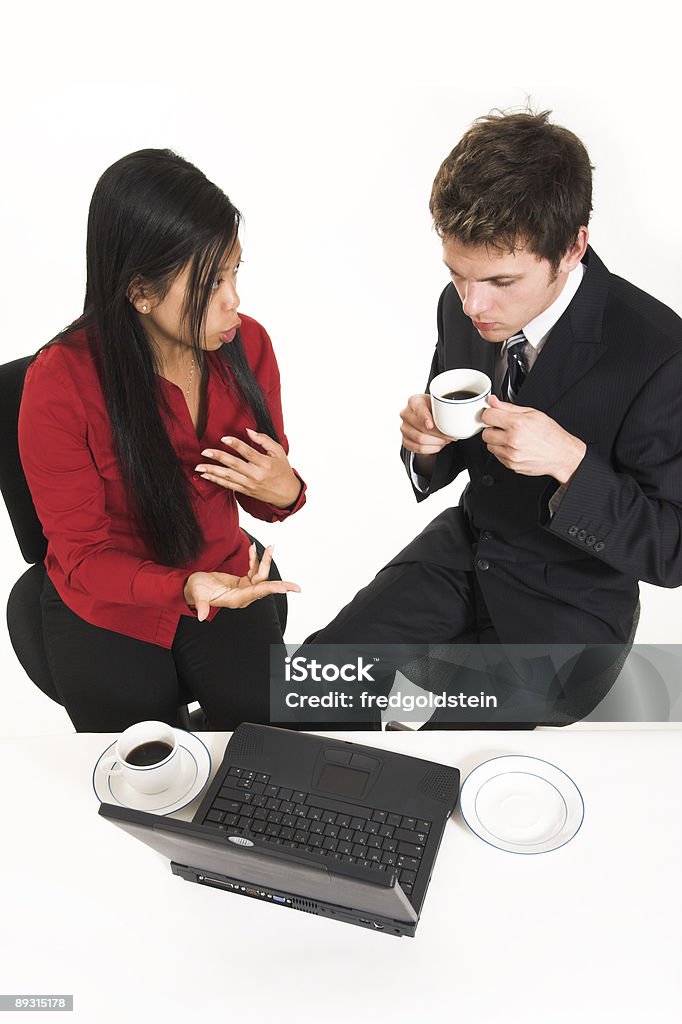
top-left (521, 261), bottom-right (586, 351)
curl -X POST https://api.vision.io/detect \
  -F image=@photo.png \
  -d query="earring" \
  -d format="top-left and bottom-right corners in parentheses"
top-left (141, 304), bottom-right (148, 312)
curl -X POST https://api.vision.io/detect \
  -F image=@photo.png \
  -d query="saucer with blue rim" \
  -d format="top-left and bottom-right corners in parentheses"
top-left (92, 729), bottom-right (211, 815)
top-left (459, 755), bottom-right (584, 855)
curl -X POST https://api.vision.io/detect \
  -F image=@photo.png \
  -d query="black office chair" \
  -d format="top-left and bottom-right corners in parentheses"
top-left (0, 354), bottom-right (287, 731)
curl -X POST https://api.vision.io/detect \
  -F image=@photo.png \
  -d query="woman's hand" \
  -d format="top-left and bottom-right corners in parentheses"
top-left (183, 544), bottom-right (300, 621)
top-left (195, 428), bottom-right (302, 509)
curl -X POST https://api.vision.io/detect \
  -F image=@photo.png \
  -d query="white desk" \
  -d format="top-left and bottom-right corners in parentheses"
top-left (1, 728), bottom-right (681, 1023)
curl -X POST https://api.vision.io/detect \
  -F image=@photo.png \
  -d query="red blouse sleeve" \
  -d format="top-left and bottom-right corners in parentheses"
top-left (18, 352), bottom-right (192, 613)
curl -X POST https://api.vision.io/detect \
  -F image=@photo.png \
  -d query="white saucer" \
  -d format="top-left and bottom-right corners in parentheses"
top-left (92, 729), bottom-right (211, 815)
top-left (459, 755), bottom-right (584, 854)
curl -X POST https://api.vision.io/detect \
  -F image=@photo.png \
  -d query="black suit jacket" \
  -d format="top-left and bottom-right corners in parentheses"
top-left (393, 246), bottom-right (682, 644)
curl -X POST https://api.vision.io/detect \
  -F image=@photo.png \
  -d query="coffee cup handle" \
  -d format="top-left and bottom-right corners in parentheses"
top-left (99, 755), bottom-right (124, 776)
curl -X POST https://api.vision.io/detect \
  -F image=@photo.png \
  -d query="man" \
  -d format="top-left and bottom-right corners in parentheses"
top-left (297, 109), bottom-right (682, 726)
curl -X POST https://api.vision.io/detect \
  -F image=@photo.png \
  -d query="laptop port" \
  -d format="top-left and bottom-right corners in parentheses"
top-left (372, 922), bottom-right (384, 930)
top-left (272, 896), bottom-right (286, 904)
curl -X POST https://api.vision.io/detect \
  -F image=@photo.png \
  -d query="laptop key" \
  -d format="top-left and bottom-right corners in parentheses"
top-left (352, 844), bottom-right (366, 858)
top-left (206, 810), bottom-right (225, 822)
top-left (238, 816), bottom-right (252, 829)
top-left (417, 820), bottom-right (431, 833)
top-left (249, 782), bottom-right (265, 795)
top-left (294, 805), bottom-right (308, 817)
top-left (280, 827), bottom-right (295, 840)
top-left (294, 831), bottom-right (308, 844)
top-left (382, 839), bottom-right (398, 853)
top-left (323, 825), bottom-right (339, 839)
top-left (279, 801), bottom-right (294, 815)
top-left (365, 821), bottom-right (380, 835)
top-left (367, 849), bottom-right (381, 862)
top-left (350, 817), bottom-right (365, 831)
top-left (265, 798), bottom-right (280, 811)
top-left (307, 807), bottom-right (323, 820)
top-left (379, 824), bottom-right (394, 838)
top-left (253, 808), bottom-right (268, 821)
top-left (267, 812), bottom-right (283, 824)
top-left (336, 814), bottom-right (351, 827)
top-left (278, 788), bottom-right (293, 801)
top-left (250, 820), bottom-right (266, 833)
top-left (282, 815), bottom-right (297, 828)
top-left (399, 869), bottom-right (417, 885)
top-left (293, 791), bottom-right (307, 803)
top-left (367, 836), bottom-right (382, 849)
top-left (213, 797), bottom-right (241, 813)
top-left (387, 813), bottom-right (402, 827)
top-left (321, 811), bottom-right (337, 825)
top-left (239, 805), bottom-right (255, 818)
top-left (372, 810), bottom-right (388, 823)
top-left (265, 785), bottom-right (279, 797)
top-left (323, 837), bottom-right (338, 851)
top-left (397, 855), bottom-right (419, 871)
top-left (401, 816), bottom-right (417, 830)
top-left (310, 822), bottom-right (325, 835)
top-left (256, 773), bottom-right (269, 783)
top-left (393, 827), bottom-right (426, 844)
top-left (338, 828), bottom-right (354, 842)
top-left (338, 842), bottom-right (353, 855)
top-left (397, 842), bottom-right (424, 858)
top-left (382, 852), bottom-right (397, 866)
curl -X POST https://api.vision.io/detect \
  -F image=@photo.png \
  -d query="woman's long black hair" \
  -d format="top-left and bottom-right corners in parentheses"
top-left (40, 148), bottom-right (278, 566)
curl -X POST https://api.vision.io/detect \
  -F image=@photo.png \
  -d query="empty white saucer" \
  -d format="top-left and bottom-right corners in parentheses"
top-left (459, 755), bottom-right (584, 854)
top-left (92, 729), bottom-right (211, 815)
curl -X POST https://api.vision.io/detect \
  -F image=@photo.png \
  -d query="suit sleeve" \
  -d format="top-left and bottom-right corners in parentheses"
top-left (544, 350), bottom-right (682, 586)
top-left (18, 360), bottom-right (192, 613)
top-left (401, 286), bottom-right (468, 501)
top-left (234, 325), bottom-right (307, 522)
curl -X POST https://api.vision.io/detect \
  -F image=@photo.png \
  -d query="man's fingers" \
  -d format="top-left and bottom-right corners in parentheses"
top-left (407, 394), bottom-right (435, 431)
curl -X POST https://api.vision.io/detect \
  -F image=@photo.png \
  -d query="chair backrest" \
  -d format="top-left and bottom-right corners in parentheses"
top-left (0, 355), bottom-right (47, 563)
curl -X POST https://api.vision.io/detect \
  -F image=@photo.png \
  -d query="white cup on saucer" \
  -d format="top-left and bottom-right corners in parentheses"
top-left (99, 721), bottom-right (182, 795)
top-left (429, 368), bottom-right (492, 439)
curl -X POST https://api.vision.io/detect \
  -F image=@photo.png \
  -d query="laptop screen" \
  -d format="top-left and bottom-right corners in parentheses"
top-left (100, 805), bottom-right (418, 924)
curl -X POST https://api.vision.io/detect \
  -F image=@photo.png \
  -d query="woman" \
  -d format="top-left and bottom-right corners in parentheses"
top-left (18, 148), bottom-right (305, 732)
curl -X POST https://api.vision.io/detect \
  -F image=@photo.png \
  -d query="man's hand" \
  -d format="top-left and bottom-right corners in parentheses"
top-left (195, 428), bottom-right (302, 509)
top-left (400, 393), bottom-right (454, 454)
top-left (482, 395), bottom-right (586, 484)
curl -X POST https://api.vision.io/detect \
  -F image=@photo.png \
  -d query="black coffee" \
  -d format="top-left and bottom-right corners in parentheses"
top-left (441, 389), bottom-right (479, 400)
top-left (126, 740), bottom-right (174, 767)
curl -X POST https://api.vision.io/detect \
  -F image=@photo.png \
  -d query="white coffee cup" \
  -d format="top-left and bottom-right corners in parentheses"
top-left (429, 369), bottom-right (492, 439)
top-left (99, 721), bottom-right (181, 795)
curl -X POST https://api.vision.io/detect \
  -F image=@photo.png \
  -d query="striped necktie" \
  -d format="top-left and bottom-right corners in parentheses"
top-left (502, 331), bottom-right (529, 402)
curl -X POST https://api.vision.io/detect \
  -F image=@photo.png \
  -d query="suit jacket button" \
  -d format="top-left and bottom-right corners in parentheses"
top-left (594, 541), bottom-right (604, 552)
top-left (477, 558), bottom-right (490, 571)
top-left (481, 474), bottom-right (494, 487)
top-left (568, 525), bottom-right (578, 536)
top-left (481, 530), bottom-right (493, 541)
top-left (585, 535), bottom-right (596, 546)
top-left (578, 529), bottom-right (587, 541)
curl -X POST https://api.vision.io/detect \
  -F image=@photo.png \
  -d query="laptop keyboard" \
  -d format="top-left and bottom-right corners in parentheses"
top-left (202, 766), bottom-right (433, 899)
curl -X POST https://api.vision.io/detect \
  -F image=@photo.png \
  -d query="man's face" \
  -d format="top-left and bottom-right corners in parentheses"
top-left (442, 235), bottom-right (581, 343)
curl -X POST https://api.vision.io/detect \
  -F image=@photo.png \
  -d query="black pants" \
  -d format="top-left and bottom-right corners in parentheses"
top-left (41, 574), bottom-right (282, 733)
top-left (296, 560), bottom-right (624, 729)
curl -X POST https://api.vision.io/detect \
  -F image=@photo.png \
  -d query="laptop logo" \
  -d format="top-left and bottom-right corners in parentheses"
top-left (228, 835), bottom-right (254, 847)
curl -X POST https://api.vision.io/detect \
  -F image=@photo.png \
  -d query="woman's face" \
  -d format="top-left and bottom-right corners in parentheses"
top-left (135, 243), bottom-right (242, 352)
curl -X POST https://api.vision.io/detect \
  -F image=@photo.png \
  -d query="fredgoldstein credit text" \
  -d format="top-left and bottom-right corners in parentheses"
top-left (284, 691), bottom-right (498, 710)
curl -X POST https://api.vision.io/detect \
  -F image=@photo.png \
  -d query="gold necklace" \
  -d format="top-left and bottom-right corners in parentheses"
top-left (185, 355), bottom-right (195, 397)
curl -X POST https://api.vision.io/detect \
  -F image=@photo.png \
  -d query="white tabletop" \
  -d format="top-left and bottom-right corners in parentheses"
top-left (1, 727), bottom-right (681, 1023)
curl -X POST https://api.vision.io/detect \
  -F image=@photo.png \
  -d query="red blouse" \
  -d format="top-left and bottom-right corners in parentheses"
top-left (18, 315), bottom-right (306, 648)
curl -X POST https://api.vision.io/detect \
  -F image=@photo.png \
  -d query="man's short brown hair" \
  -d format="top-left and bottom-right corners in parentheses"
top-left (430, 109), bottom-right (593, 269)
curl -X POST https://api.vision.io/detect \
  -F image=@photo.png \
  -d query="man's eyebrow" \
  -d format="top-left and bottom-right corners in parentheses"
top-left (443, 260), bottom-right (523, 282)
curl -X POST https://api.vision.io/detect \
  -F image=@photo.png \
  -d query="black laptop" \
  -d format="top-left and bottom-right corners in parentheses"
top-left (99, 724), bottom-right (460, 937)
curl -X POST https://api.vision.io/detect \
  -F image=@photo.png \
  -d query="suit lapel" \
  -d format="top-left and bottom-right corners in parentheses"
top-left (513, 246), bottom-right (610, 414)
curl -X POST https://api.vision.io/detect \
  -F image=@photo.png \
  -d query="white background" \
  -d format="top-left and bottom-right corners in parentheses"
top-left (1, 0), bottom-right (680, 736)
